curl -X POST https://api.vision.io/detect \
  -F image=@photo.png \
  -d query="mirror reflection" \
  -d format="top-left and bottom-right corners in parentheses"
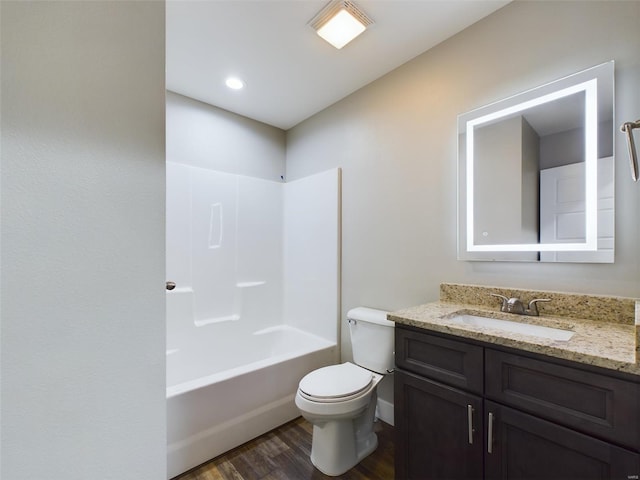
top-left (458, 61), bottom-right (614, 262)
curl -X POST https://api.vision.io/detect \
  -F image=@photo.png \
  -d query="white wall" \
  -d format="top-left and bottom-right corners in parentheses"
top-left (285, 1), bottom-right (640, 403)
top-left (1, 2), bottom-right (166, 479)
top-left (166, 91), bottom-right (286, 180)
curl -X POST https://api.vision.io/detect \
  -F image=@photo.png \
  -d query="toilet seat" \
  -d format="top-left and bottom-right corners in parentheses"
top-left (299, 363), bottom-right (373, 403)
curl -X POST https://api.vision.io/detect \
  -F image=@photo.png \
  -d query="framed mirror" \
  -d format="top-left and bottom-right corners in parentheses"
top-left (458, 61), bottom-right (614, 262)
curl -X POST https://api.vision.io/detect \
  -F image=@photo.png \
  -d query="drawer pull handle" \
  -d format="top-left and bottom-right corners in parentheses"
top-left (467, 404), bottom-right (474, 444)
top-left (488, 412), bottom-right (495, 454)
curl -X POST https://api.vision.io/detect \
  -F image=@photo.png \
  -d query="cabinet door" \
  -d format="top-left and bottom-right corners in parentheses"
top-left (485, 400), bottom-right (640, 480)
top-left (395, 369), bottom-right (483, 480)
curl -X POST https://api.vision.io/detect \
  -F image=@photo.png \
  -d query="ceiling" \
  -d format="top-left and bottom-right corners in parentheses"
top-left (166, 0), bottom-right (510, 130)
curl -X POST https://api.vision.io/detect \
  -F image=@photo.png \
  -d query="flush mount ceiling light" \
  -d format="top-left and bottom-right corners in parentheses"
top-left (225, 76), bottom-right (245, 90)
top-left (309, 0), bottom-right (373, 49)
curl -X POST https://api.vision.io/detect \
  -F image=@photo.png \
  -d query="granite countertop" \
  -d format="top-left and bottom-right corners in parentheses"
top-left (389, 284), bottom-right (640, 376)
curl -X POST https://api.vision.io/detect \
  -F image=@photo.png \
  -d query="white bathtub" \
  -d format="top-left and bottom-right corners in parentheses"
top-left (166, 324), bottom-right (337, 479)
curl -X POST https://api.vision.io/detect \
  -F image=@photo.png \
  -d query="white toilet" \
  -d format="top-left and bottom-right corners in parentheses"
top-left (295, 307), bottom-right (394, 476)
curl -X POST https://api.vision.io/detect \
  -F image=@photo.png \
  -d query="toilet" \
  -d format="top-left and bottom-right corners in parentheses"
top-left (295, 307), bottom-right (394, 476)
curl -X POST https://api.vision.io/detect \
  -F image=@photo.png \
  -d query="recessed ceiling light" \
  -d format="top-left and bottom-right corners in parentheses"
top-left (225, 77), bottom-right (245, 90)
top-left (309, 0), bottom-right (373, 50)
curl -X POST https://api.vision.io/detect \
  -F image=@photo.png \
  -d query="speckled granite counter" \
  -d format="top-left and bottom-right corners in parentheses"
top-left (389, 283), bottom-right (640, 376)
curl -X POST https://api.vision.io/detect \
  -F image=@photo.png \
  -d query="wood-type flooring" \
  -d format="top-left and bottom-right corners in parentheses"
top-left (174, 416), bottom-right (394, 480)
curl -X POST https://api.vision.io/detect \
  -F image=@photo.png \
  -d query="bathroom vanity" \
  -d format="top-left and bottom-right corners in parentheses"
top-left (391, 283), bottom-right (640, 480)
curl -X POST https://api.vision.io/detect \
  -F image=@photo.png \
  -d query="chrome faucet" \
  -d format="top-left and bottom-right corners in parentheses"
top-left (490, 294), bottom-right (550, 317)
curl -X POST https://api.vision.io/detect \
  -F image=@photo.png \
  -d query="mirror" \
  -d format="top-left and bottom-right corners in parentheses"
top-left (458, 61), bottom-right (614, 262)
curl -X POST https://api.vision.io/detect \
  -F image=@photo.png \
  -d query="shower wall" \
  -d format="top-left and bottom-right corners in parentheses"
top-left (167, 162), bottom-right (284, 341)
top-left (167, 161), bottom-right (340, 349)
top-left (284, 168), bottom-right (341, 341)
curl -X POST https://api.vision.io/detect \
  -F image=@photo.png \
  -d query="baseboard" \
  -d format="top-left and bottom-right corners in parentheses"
top-left (376, 398), bottom-right (394, 426)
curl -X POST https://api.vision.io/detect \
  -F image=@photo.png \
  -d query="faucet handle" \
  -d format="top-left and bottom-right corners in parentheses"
top-left (527, 298), bottom-right (551, 316)
top-left (490, 293), bottom-right (509, 312)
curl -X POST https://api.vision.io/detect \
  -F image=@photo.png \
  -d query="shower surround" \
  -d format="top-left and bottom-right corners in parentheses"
top-left (166, 162), bottom-right (340, 478)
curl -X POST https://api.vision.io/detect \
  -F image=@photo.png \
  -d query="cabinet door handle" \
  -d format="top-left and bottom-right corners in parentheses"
top-left (467, 404), bottom-right (474, 444)
top-left (487, 412), bottom-right (495, 454)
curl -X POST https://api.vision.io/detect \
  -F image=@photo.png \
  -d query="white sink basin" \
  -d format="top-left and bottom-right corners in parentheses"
top-left (448, 314), bottom-right (574, 341)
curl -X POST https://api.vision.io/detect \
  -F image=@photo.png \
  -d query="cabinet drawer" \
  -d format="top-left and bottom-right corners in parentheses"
top-left (486, 349), bottom-right (640, 451)
top-left (396, 327), bottom-right (483, 394)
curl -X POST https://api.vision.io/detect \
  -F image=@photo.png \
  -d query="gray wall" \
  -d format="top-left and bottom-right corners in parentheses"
top-left (1, 2), bottom-right (166, 479)
top-left (521, 117), bottom-right (540, 247)
top-left (539, 120), bottom-right (614, 170)
top-left (474, 116), bottom-right (538, 248)
top-left (167, 91), bottom-right (286, 179)
top-left (285, 0), bottom-right (640, 394)
top-left (540, 126), bottom-right (585, 169)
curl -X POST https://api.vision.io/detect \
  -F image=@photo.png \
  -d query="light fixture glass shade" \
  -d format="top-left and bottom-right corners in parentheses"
top-left (309, 0), bottom-right (373, 49)
top-left (316, 8), bottom-right (366, 49)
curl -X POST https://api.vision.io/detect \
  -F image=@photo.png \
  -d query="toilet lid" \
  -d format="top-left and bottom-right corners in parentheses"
top-left (299, 363), bottom-right (373, 401)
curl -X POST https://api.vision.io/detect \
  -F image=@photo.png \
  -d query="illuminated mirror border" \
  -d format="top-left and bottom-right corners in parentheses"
top-left (466, 79), bottom-right (599, 252)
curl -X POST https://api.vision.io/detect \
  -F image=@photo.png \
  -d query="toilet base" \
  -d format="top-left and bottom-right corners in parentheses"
top-left (311, 430), bottom-right (378, 477)
top-left (308, 392), bottom-right (379, 476)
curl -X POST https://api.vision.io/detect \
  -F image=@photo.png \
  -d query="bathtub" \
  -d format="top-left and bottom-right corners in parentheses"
top-left (166, 324), bottom-right (337, 479)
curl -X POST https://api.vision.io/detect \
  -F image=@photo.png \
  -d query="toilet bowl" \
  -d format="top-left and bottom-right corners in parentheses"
top-left (295, 362), bottom-right (384, 476)
top-left (295, 307), bottom-right (394, 476)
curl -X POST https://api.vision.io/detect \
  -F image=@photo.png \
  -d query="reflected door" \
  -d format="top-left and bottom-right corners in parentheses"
top-left (540, 157), bottom-right (614, 262)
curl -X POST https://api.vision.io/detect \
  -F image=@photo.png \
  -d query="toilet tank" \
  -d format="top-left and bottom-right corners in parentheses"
top-left (347, 307), bottom-right (395, 374)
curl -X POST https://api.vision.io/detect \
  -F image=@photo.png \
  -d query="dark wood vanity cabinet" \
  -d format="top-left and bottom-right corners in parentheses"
top-left (395, 325), bottom-right (640, 480)
top-left (484, 400), bottom-right (639, 480)
top-left (395, 369), bottom-right (483, 479)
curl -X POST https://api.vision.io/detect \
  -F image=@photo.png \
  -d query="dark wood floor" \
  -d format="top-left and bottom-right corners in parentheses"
top-left (175, 416), bottom-right (394, 480)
